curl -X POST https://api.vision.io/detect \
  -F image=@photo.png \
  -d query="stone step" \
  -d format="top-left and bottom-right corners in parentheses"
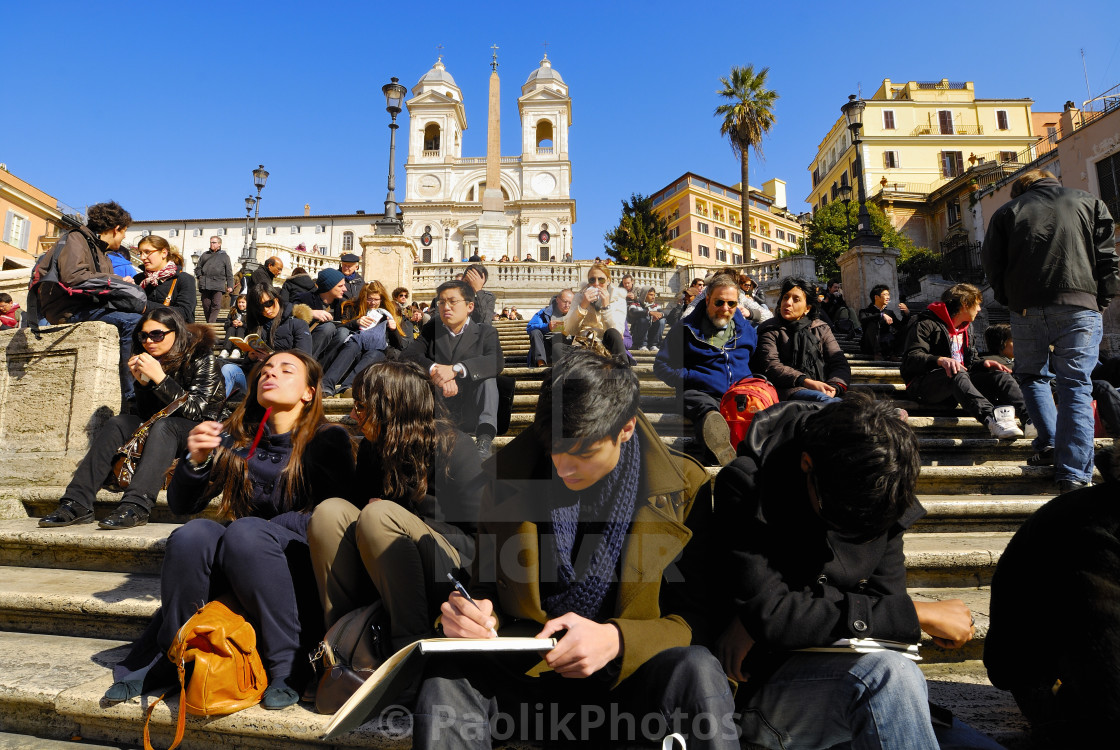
top-left (902, 532), bottom-right (1009, 587)
top-left (0, 730), bottom-right (130, 749)
top-left (0, 632), bottom-right (402, 749)
top-left (914, 494), bottom-right (1049, 532)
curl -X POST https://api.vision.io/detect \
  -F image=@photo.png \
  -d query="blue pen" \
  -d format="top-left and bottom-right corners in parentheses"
top-left (447, 573), bottom-right (498, 636)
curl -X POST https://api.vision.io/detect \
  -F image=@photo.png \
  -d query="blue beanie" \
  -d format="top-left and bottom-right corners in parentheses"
top-left (316, 267), bottom-right (345, 293)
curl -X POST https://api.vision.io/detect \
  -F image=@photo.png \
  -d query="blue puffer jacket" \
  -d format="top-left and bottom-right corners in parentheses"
top-left (654, 303), bottom-right (757, 398)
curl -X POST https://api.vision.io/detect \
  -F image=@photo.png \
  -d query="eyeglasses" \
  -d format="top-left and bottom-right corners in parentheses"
top-left (138, 329), bottom-right (173, 343)
top-left (741, 283), bottom-right (756, 291)
top-left (261, 298), bottom-right (278, 308)
top-left (589, 277), bottom-right (608, 285)
top-left (436, 298), bottom-right (465, 308)
top-left (711, 299), bottom-right (738, 308)
top-left (138, 248), bottom-right (163, 258)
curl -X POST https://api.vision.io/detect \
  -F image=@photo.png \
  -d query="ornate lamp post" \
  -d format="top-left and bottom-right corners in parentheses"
top-left (837, 183), bottom-right (854, 245)
top-left (375, 77), bottom-right (407, 236)
top-left (840, 95), bottom-right (882, 249)
top-left (237, 165), bottom-right (268, 293)
top-left (241, 195), bottom-right (254, 255)
top-left (797, 212), bottom-right (812, 254)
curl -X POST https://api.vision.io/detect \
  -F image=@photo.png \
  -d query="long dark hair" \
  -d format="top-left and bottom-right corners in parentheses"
top-left (211, 350), bottom-right (329, 519)
top-left (131, 307), bottom-right (195, 376)
top-left (779, 277), bottom-right (820, 321)
top-left (351, 360), bottom-right (456, 505)
top-left (245, 282), bottom-right (282, 332)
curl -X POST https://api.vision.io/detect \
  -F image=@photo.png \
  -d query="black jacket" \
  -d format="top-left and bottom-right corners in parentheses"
top-left (134, 270), bottom-right (197, 323)
top-left (712, 402), bottom-right (923, 684)
top-left (405, 318), bottom-right (504, 382)
top-left (341, 272), bottom-right (364, 302)
top-left (982, 177), bottom-right (1119, 312)
top-left (134, 324), bottom-right (226, 422)
top-left (249, 266), bottom-right (277, 292)
top-left (900, 310), bottom-right (980, 384)
top-left (280, 274), bottom-right (317, 306)
top-left (193, 249), bottom-right (234, 292)
top-left (255, 303), bottom-right (313, 354)
top-left (352, 429), bottom-right (484, 563)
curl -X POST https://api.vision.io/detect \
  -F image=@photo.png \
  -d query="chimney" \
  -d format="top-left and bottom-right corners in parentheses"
top-left (303, 203), bottom-right (311, 216)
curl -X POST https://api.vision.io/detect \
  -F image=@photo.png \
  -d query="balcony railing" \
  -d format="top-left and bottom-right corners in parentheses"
top-left (911, 125), bottom-right (983, 136)
top-left (422, 150), bottom-right (439, 158)
top-left (536, 147), bottom-right (554, 155)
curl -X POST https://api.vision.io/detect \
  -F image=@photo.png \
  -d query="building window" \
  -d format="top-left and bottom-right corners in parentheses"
top-left (697, 221), bottom-right (709, 234)
top-left (342, 231), bottom-right (354, 253)
top-left (192, 228), bottom-right (203, 237)
top-left (216, 227), bottom-right (226, 236)
top-left (882, 110), bottom-right (896, 129)
top-left (775, 229), bottom-right (785, 240)
top-left (291, 226), bottom-right (300, 234)
top-left (265, 227), bottom-right (276, 235)
top-left (940, 151), bottom-right (965, 178)
top-left (938, 110), bottom-right (955, 135)
top-left (140, 230), bottom-right (151, 237)
top-left (999, 151), bottom-right (1018, 163)
top-left (698, 245), bottom-right (710, 258)
top-left (168, 229), bottom-right (179, 237)
top-left (315, 225), bottom-right (326, 233)
top-left (947, 200), bottom-right (961, 226)
top-left (539, 246), bottom-right (550, 261)
top-left (3, 210), bottom-right (30, 250)
top-left (750, 238), bottom-right (758, 249)
top-left (715, 227), bottom-right (727, 239)
top-left (996, 110), bottom-right (1009, 130)
top-left (1047, 126), bottom-right (1058, 144)
top-left (716, 248), bottom-right (727, 262)
top-left (668, 227), bottom-right (680, 239)
top-left (1096, 151), bottom-right (1120, 224)
top-left (729, 211), bottom-right (740, 227)
top-left (423, 122), bottom-right (441, 152)
top-left (840, 172), bottom-right (849, 188)
top-left (695, 200), bottom-right (708, 217)
top-left (731, 232), bottom-right (742, 244)
top-left (884, 150), bottom-right (900, 169)
top-left (732, 254), bottom-right (743, 265)
top-left (762, 242), bottom-right (772, 253)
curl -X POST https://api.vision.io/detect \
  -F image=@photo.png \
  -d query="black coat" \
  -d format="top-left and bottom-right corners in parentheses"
top-left (405, 318), bottom-right (504, 381)
top-left (280, 274), bottom-right (316, 306)
top-left (249, 266), bottom-right (277, 292)
top-left (135, 270), bottom-right (197, 323)
top-left (255, 303), bottom-right (312, 354)
top-left (900, 310), bottom-right (980, 384)
top-left (193, 249), bottom-right (234, 292)
top-left (982, 177), bottom-right (1119, 312)
top-left (711, 402), bottom-right (924, 684)
top-left (133, 325), bottom-right (226, 422)
top-left (341, 272), bottom-right (364, 302)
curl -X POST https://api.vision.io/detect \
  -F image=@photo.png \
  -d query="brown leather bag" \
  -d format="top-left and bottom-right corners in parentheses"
top-left (142, 599), bottom-right (268, 750)
top-left (104, 392), bottom-right (189, 492)
top-left (310, 601), bottom-right (392, 714)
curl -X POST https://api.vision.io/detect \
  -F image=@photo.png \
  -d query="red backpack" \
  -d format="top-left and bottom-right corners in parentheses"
top-left (719, 377), bottom-right (779, 449)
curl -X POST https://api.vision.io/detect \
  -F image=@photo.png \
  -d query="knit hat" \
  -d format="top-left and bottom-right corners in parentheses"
top-left (339, 253), bottom-right (360, 263)
top-left (316, 267), bottom-right (345, 293)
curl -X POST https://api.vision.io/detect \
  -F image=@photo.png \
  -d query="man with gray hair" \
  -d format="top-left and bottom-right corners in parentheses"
top-left (982, 169), bottom-right (1119, 493)
top-left (195, 236), bottom-right (234, 323)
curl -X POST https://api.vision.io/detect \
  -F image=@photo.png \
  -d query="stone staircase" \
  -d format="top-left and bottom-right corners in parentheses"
top-left (0, 317), bottom-right (1065, 747)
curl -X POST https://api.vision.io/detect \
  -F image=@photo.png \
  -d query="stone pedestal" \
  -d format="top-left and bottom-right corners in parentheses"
top-left (0, 322), bottom-right (121, 486)
top-left (837, 243), bottom-right (900, 313)
top-left (476, 212), bottom-right (509, 260)
top-left (359, 235), bottom-right (418, 292)
top-left (777, 254), bottom-right (818, 284)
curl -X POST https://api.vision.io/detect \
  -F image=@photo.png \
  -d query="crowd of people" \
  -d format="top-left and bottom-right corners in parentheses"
top-left (14, 171), bottom-right (1120, 747)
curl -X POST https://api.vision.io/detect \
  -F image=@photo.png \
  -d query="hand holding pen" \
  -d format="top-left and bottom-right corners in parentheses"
top-left (442, 573), bottom-right (499, 639)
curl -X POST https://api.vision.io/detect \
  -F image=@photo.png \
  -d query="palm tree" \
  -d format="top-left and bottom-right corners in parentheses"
top-left (716, 65), bottom-right (778, 263)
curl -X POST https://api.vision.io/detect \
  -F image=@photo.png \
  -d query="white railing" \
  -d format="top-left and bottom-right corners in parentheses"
top-left (536, 147), bottom-right (554, 155)
top-left (422, 150), bottom-right (439, 158)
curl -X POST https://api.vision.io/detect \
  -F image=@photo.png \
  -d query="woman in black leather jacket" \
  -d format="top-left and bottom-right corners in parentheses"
top-left (38, 307), bottom-right (227, 530)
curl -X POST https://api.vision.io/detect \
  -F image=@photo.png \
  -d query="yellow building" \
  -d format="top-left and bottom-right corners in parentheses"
top-left (650, 172), bottom-right (803, 266)
top-left (806, 79), bottom-right (1045, 251)
top-left (0, 165), bottom-right (66, 269)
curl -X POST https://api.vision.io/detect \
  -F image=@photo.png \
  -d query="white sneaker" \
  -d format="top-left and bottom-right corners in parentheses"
top-left (988, 405), bottom-right (1024, 439)
top-left (229, 350), bottom-right (242, 360)
top-left (1022, 421), bottom-right (1037, 439)
top-left (649, 345), bottom-right (659, 352)
top-left (218, 350), bottom-right (229, 359)
top-left (639, 346), bottom-right (649, 351)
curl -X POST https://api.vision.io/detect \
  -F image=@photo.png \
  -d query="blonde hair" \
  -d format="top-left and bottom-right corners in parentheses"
top-left (1010, 169), bottom-right (1057, 198)
top-left (588, 263), bottom-right (612, 284)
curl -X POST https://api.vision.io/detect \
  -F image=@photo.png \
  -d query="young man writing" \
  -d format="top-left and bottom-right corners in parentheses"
top-left (412, 349), bottom-right (737, 750)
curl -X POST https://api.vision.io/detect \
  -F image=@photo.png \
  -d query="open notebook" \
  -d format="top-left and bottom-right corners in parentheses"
top-left (796, 638), bottom-right (921, 661)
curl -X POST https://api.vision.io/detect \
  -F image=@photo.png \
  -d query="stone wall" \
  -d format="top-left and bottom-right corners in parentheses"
top-left (0, 322), bottom-right (120, 487)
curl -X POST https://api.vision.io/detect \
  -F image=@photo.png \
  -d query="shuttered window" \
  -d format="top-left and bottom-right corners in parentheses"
top-left (996, 110), bottom-right (1009, 130)
top-left (938, 110), bottom-right (955, 134)
top-left (1097, 152), bottom-right (1120, 224)
top-left (3, 210), bottom-right (30, 250)
top-left (882, 110), bottom-right (896, 129)
top-left (940, 151), bottom-right (965, 178)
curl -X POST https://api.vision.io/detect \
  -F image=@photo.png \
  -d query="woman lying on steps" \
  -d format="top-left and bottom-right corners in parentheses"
top-left (104, 350), bottom-right (357, 710)
top-left (39, 308), bottom-right (226, 530)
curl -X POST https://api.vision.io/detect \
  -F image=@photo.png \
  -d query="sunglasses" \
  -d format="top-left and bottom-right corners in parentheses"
top-left (138, 329), bottom-right (173, 343)
top-left (261, 298), bottom-right (278, 308)
top-left (711, 299), bottom-right (738, 308)
top-left (589, 277), bottom-right (608, 285)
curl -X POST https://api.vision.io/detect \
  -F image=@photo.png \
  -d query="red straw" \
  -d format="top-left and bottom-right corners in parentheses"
top-left (246, 406), bottom-right (273, 458)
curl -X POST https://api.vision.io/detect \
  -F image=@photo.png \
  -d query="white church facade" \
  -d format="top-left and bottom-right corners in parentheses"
top-left (400, 55), bottom-right (576, 263)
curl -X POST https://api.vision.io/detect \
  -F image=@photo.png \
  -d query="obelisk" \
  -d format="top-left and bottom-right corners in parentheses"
top-left (476, 44), bottom-right (508, 259)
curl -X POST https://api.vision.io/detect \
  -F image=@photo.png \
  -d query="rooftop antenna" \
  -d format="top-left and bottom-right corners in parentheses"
top-left (1081, 48), bottom-right (1092, 100)
top-left (490, 43), bottom-right (499, 71)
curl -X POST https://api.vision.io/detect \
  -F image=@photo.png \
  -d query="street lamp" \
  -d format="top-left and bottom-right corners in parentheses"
top-left (443, 226), bottom-right (450, 261)
top-left (238, 165), bottom-right (268, 293)
top-left (837, 183), bottom-right (854, 245)
top-left (840, 94), bottom-right (881, 249)
top-left (242, 195), bottom-right (254, 254)
top-left (797, 211), bottom-right (812, 254)
top-left (375, 77), bottom-right (407, 236)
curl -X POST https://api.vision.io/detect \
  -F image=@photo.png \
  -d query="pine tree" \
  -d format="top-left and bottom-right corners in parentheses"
top-left (603, 193), bottom-right (673, 268)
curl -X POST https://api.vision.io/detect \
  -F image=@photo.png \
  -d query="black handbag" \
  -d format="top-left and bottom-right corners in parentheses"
top-left (309, 601), bottom-right (393, 714)
top-left (104, 393), bottom-right (189, 491)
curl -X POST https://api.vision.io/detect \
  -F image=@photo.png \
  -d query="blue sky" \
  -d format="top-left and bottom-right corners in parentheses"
top-left (6, 1), bottom-right (1118, 258)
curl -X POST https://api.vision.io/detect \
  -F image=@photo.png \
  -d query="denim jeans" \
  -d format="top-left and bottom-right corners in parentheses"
top-left (1010, 305), bottom-right (1103, 484)
top-left (787, 388), bottom-right (842, 405)
top-left (738, 651), bottom-right (938, 750)
top-left (221, 362), bottom-right (248, 396)
top-left (67, 308), bottom-right (141, 400)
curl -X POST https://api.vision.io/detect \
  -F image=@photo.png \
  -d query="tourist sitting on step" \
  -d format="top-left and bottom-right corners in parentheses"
top-left (682, 273), bottom-right (771, 328)
top-left (278, 265), bottom-right (315, 306)
top-left (821, 278), bottom-right (860, 339)
top-left (663, 288), bottom-right (695, 330)
top-left (218, 294), bottom-right (248, 359)
top-left (320, 281), bottom-right (405, 397)
top-left (859, 284), bottom-right (909, 361)
top-left (654, 272), bottom-right (757, 466)
top-left (39, 308), bottom-right (227, 530)
top-left (104, 350), bottom-right (357, 710)
top-left (984, 442), bottom-right (1120, 746)
top-left (293, 268), bottom-right (350, 369)
top-left (564, 263), bottom-right (629, 359)
top-left (901, 283), bottom-right (1030, 440)
top-left (308, 360), bottom-right (485, 653)
top-left (702, 396), bottom-right (992, 750)
top-left (411, 349), bottom-right (738, 750)
top-left (133, 235), bottom-right (197, 323)
top-left (525, 288), bottom-right (574, 366)
top-left (627, 286), bottom-right (666, 352)
top-left (752, 277), bottom-right (850, 405)
top-left (404, 279), bottom-right (505, 458)
top-left (0, 292), bottom-right (21, 329)
top-left (219, 283), bottom-right (312, 398)
top-left (463, 263), bottom-right (496, 326)
top-left (981, 323), bottom-right (1014, 369)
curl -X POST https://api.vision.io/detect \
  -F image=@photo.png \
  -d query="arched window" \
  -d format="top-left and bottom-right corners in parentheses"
top-left (535, 119), bottom-right (554, 149)
top-left (342, 231), bottom-right (354, 253)
top-left (423, 123), bottom-right (441, 152)
top-left (467, 185), bottom-right (475, 202)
